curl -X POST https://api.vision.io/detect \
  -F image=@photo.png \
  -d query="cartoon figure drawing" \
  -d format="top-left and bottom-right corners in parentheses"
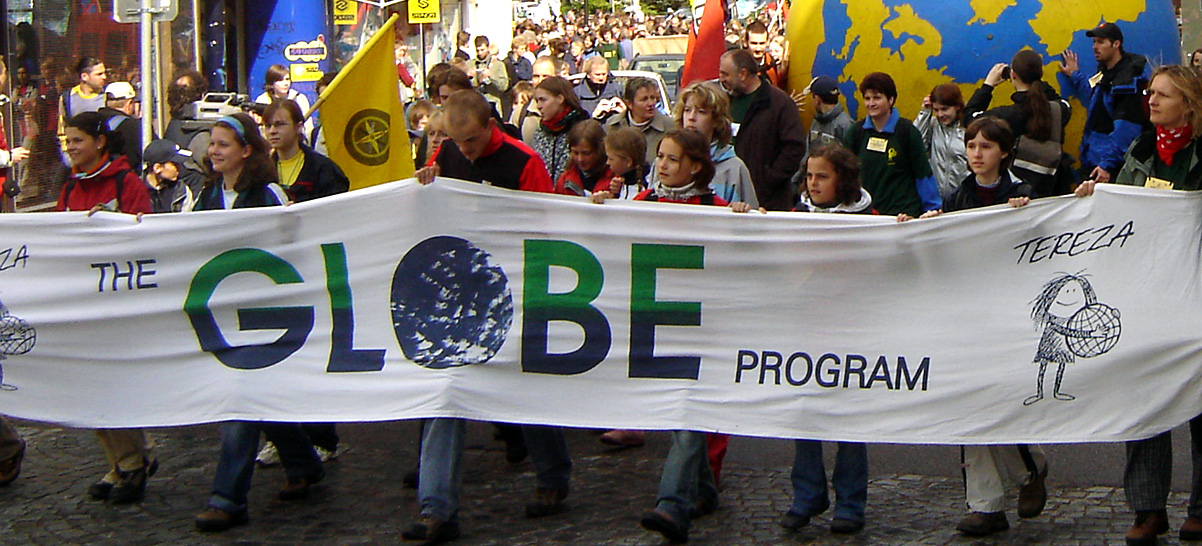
top-left (1024, 272), bottom-right (1121, 406)
top-left (0, 300), bottom-right (36, 391)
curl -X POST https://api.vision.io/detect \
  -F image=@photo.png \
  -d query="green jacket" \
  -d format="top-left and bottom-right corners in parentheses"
top-left (1114, 131), bottom-right (1202, 191)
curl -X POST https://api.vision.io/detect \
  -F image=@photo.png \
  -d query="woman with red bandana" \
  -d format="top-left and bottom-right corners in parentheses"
top-left (1077, 64), bottom-right (1202, 545)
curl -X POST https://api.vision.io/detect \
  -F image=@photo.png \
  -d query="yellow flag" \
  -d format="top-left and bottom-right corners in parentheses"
top-left (313, 13), bottom-right (412, 190)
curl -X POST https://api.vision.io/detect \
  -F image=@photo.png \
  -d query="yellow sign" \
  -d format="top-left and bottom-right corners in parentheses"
top-left (407, 0), bottom-right (440, 23)
top-left (290, 63), bottom-right (323, 83)
top-left (333, 0), bottom-right (358, 25)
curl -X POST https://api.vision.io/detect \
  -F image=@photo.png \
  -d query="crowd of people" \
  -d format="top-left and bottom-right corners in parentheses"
top-left (0, 10), bottom-right (1199, 546)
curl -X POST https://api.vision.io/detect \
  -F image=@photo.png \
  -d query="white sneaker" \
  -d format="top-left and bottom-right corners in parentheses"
top-left (255, 442), bottom-right (280, 467)
top-left (315, 446), bottom-right (338, 462)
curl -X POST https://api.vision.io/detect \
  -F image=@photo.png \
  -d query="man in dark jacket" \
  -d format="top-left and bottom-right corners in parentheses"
top-left (1057, 22), bottom-right (1150, 184)
top-left (718, 49), bottom-right (806, 210)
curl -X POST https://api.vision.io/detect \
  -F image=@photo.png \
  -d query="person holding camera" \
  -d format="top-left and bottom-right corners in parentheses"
top-left (573, 56), bottom-right (621, 116)
top-left (604, 77), bottom-right (673, 168)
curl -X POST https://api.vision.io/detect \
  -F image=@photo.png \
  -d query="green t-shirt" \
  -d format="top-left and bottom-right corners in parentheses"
top-left (596, 43), bottom-right (622, 70)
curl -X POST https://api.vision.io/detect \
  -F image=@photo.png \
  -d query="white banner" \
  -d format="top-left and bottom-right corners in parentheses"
top-left (0, 179), bottom-right (1194, 444)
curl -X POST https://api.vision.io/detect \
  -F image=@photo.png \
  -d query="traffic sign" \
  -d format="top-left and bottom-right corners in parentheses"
top-left (113, 0), bottom-right (177, 23)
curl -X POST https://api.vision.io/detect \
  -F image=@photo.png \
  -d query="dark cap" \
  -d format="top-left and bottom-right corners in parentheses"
top-left (804, 76), bottom-right (839, 98)
top-left (143, 139), bottom-right (192, 166)
top-left (1086, 22), bottom-right (1123, 42)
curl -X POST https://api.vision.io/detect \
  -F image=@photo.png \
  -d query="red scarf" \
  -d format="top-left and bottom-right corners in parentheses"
top-left (1157, 125), bottom-right (1193, 166)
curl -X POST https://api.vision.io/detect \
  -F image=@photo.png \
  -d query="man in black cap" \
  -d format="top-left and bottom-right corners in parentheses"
top-left (1057, 22), bottom-right (1150, 185)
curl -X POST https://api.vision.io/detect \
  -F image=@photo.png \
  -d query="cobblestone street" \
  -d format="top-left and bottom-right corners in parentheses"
top-left (0, 420), bottom-right (1186, 545)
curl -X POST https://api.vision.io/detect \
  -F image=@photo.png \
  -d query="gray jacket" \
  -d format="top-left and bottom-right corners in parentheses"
top-left (915, 108), bottom-right (970, 200)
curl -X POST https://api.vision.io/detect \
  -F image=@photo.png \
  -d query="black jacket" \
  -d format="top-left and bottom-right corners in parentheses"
top-left (272, 145), bottom-right (349, 203)
top-left (733, 79), bottom-right (806, 210)
top-left (943, 170), bottom-right (1034, 213)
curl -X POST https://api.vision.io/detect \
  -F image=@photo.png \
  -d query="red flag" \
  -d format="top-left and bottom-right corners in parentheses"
top-left (681, 0), bottom-right (727, 87)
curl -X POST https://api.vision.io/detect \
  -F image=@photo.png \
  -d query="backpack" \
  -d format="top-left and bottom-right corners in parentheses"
top-left (1011, 101), bottom-right (1064, 177)
top-left (61, 169), bottom-right (130, 212)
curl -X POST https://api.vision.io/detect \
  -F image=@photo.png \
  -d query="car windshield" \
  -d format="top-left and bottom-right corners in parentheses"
top-left (630, 57), bottom-right (685, 100)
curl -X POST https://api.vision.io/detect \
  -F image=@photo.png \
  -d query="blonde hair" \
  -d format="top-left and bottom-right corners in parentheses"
top-left (1150, 65), bottom-right (1202, 135)
top-left (672, 81), bottom-right (734, 146)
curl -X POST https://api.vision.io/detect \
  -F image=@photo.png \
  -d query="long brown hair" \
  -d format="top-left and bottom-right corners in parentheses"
top-left (1011, 50), bottom-right (1053, 141)
top-left (535, 76), bottom-right (584, 114)
top-left (659, 128), bottom-right (715, 189)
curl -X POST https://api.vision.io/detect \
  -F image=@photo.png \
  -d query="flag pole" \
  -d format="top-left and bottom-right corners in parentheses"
top-left (305, 13), bottom-right (400, 121)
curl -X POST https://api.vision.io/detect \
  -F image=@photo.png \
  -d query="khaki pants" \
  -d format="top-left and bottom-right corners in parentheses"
top-left (95, 428), bottom-right (152, 483)
top-left (0, 416), bottom-right (22, 460)
top-left (963, 444), bottom-right (1046, 513)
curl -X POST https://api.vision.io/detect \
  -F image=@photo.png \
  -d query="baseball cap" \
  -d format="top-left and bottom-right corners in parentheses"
top-left (105, 81), bottom-right (137, 100)
top-left (143, 139), bottom-right (192, 166)
top-left (1086, 22), bottom-right (1123, 42)
top-left (804, 76), bottom-right (839, 98)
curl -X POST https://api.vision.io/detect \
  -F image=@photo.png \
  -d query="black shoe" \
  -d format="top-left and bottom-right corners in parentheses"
top-left (1017, 464), bottom-right (1048, 519)
top-left (689, 496), bottom-right (718, 519)
top-left (279, 466), bottom-right (325, 501)
top-left (87, 480), bottom-right (114, 500)
top-left (525, 487), bottom-right (569, 518)
top-left (0, 440), bottom-right (25, 486)
top-left (779, 510), bottom-right (812, 530)
top-left (495, 424), bottom-right (528, 464)
top-left (830, 518), bottom-right (865, 534)
top-left (402, 516), bottom-right (460, 545)
top-left (195, 508), bottom-right (248, 532)
top-left (956, 511), bottom-right (1009, 536)
top-left (109, 458), bottom-right (158, 504)
top-left (403, 468), bottom-right (420, 489)
top-left (640, 509), bottom-right (688, 543)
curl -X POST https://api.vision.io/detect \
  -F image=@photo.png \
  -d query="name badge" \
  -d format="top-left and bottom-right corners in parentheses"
top-left (867, 137), bottom-right (889, 153)
top-left (1088, 71), bottom-right (1104, 89)
top-left (1145, 176), bottom-right (1175, 190)
top-left (731, 122), bottom-right (741, 137)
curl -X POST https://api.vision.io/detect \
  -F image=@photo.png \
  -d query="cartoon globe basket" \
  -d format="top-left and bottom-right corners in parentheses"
top-left (1025, 273), bottom-right (1121, 406)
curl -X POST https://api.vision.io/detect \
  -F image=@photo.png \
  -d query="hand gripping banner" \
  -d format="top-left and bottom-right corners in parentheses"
top-left (0, 179), bottom-right (1192, 444)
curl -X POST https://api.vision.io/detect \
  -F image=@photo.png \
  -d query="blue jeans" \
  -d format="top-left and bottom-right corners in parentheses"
top-left (790, 440), bottom-right (867, 523)
top-left (654, 430), bottom-right (717, 528)
top-left (522, 425), bottom-right (571, 491)
top-left (208, 421), bottom-right (321, 514)
top-left (417, 418), bottom-right (465, 521)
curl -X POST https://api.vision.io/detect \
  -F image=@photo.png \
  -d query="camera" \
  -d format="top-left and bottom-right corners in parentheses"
top-left (1000, 66), bottom-right (1011, 80)
top-left (176, 93), bottom-right (255, 130)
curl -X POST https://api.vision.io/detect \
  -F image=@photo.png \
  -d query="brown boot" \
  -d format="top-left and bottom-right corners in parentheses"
top-left (0, 440), bottom-right (25, 486)
top-left (1181, 516), bottom-right (1202, 541)
top-left (1127, 510), bottom-right (1169, 546)
top-left (956, 511), bottom-right (1009, 536)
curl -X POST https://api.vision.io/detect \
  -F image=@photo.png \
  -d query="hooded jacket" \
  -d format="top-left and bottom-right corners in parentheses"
top-left (710, 143), bottom-right (758, 207)
top-left (56, 154), bottom-right (151, 213)
top-left (796, 187), bottom-right (873, 214)
top-left (942, 170), bottom-right (1033, 213)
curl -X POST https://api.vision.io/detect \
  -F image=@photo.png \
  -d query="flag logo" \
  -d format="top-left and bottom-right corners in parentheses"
top-left (344, 108), bottom-right (391, 166)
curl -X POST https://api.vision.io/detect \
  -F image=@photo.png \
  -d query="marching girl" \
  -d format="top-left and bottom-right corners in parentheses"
top-left (191, 113), bottom-right (325, 532)
top-left (593, 128), bottom-right (746, 543)
top-left (779, 144), bottom-right (871, 535)
top-left (553, 118), bottom-right (613, 196)
top-left (57, 111), bottom-right (157, 505)
top-left (899, 117), bottom-right (1043, 537)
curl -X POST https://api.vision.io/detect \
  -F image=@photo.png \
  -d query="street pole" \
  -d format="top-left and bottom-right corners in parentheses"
top-left (140, 0), bottom-right (153, 168)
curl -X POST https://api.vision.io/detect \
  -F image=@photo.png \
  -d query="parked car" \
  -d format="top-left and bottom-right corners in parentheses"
top-left (629, 53), bottom-right (685, 101)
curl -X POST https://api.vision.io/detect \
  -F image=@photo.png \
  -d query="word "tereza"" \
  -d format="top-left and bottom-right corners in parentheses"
top-left (1013, 221), bottom-right (1134, 264)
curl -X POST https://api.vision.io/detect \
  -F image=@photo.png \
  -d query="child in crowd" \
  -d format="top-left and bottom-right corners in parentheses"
top-left (779, 144), bottom-right (871, 536)
top-left (407, 99), bottom-right (436, 163)
top-left (897, 116), bottom-right (1041, 538)
top-left (593, 128), bottom-right (746, 544)
top-left (509, 81), bottom-right (534, 128)
top-left (794, 144), bottom-right (873, 214)
top-left (554, 118), bottom-right (613, 196)
top-left (422, 110), bottom-right (448, 167)
top-left (915, 83), bottom-right (969, 200)
top-left (674, 81), bottom-right (758, 207)
top-left (602, 127), bottom-right (648, 200)
top-left (142, 138), bottom-right (205, 213)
